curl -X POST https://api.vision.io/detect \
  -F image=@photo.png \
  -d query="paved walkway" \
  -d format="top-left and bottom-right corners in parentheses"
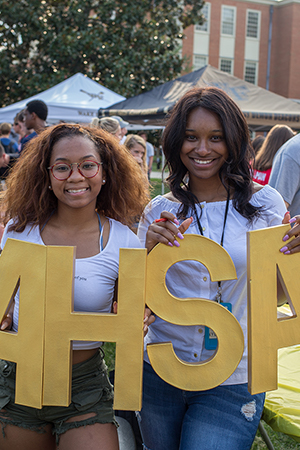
top-left (150, 171), bottom-right (169, 180)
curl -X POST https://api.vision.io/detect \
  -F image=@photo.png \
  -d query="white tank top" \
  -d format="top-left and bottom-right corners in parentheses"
top-left (1, 218), bottom-right (141, 350)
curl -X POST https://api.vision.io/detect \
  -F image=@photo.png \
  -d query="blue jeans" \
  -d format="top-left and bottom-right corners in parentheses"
top-left (137, 362), bottom-right (265, 450)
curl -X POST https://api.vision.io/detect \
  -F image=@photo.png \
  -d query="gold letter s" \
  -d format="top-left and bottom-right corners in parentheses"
top-left (145, 235), bottom-right (244, 390)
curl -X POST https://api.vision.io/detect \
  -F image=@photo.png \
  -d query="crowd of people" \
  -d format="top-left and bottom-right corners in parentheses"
top-left (0, 87), bottom-right (300, 450)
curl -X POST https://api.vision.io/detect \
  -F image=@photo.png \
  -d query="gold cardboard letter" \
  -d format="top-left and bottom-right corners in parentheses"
top-left (0, 239), bottom-right (146, 410)
top-left (6, 223), bottom-right (300, 408)
top-left (248, 224), bottom-right (300, 394)
top-left (43, 248), bottom-right (147, 411)
top-left (0, 239), bottom-right (47, 408)
top-left (145, 235), bottom-right (244, 390)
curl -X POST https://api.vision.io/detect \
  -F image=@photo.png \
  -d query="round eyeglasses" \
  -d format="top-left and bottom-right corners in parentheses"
top-left (48, 160), bottom-right (102, 181)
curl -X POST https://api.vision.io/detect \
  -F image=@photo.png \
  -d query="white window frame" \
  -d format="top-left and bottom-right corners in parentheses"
top-left (246, 9), bottom-right (261, 40)
top-left (219, 58), bottom-right (234, 75)
top-left (193, 54), bottom-right (208, 70)
top-left (195, 3), bottom-right (211, 34)
top-left (221, 5), bottom-right (236, 37)
top-left (244, 61), bottom-right (258, 84)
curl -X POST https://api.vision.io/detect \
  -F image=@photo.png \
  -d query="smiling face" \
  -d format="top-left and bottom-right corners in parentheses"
top-left (49, 135), bottom-right (105, 212)
top-left (180, 107), bottom-right (228, 189)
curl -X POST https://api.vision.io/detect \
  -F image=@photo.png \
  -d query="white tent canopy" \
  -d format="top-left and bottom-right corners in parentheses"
top-left (0, 73), bottom-right (126, 124)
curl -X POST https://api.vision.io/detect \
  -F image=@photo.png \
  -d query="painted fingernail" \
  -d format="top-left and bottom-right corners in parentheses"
top-left (173, 240), bottom-right (180, 247)
top-left (284, 250), bottom-right (291, 254)
top-left (289, 218), bottom-right (297, 223)
top-left (173, 218), bottom-right (180, 225)
top-left (155, 218), bottom-right (167, 223)
top-left (280, 246), bottom-right (288, 252)
top-left (177, 232), bottom-right (184, 239)
top-left (282, 235), bottom-right (290, 241)
top-left (168, 242), bottom-right (173, 247)
top-left (284, 211), bottom-right (290, 216)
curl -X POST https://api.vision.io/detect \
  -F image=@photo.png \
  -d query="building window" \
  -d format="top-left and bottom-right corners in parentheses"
top-left (193, 55), bottom-right (208, 70)
top-left (221, 6), bottom-right (235, 36)
top-left (246, 10), bottom-right (260, 39)
top-left (244, 61), bottom-right (258, 84)
top-left (220, 58), bottom-right (233, 74)
top-left (195, 3), bottom-right (210, 33)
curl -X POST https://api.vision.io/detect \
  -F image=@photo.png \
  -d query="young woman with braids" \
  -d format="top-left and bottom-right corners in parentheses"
top-left (136, 87), bottom-right (298, 450)
top-left (0, 124), bottom-right (152, 450)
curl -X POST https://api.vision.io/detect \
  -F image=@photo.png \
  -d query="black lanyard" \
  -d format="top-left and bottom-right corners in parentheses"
top-left (193, 191), bottom-right (230, 303)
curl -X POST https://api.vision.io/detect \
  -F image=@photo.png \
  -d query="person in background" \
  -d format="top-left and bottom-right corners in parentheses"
top-left (137, 132), bottom-right (154, 181)
top-left (0, 143), bottom-right (9, 234)
top-left (0, 145), bottom-right (19, 186)
top-left (0, 143), bottom-right (6, 237)
top-left (155, 146), bottom-right (162, 170)
top-left (111, 116), bottom-right (129, 144)
top-left (0, 142), bottom-right (11, 186)
top-left (13, 110), bottom-right (31, 151)
top-left (90, 118), bottom-right (122, 142)
top-left (8, 123), bottom-right (19, 143)
top-left (252, 125), bottom-right (295, 186)
top-left (124, 134), bottom-right (148, 177)
top-left (0, 123), bottom-right (151, 450)
top-left (251, 135), bottom-right (265, 158)
top-left (22, 100), bottom-right (48, 152)
top-left (0, 143), bottom-right (9, 168)
top-left (137, 86), bottom-right (294, 450)
top-left (0, 123), bottom-right (19, 154)
top-left (0, 123), bottom-right (19, 184)
top-left (269, 131), bottom-right (300, 216)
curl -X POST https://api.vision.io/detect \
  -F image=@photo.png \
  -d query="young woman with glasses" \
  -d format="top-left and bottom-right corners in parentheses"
top-left (137, 87), bottom-right (299, 450)
top-left (0, 123), bottom-right (151, 450)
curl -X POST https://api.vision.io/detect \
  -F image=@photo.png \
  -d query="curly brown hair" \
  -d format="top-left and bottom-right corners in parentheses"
top-left (1, 123), bottom-right (150, 231)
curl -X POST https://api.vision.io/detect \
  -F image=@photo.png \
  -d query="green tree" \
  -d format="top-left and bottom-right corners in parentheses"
top-left (0, 0), bottom-right (205, 107)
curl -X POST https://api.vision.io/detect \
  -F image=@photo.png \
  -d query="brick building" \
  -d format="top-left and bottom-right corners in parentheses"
top-left (182, 0), bottom-right (300, 100)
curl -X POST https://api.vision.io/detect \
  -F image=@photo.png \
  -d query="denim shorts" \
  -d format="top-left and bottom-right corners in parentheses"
top-left (0, 350), bottom-right (117, 444)
top-left (137, 361), bottom-right (265, 450)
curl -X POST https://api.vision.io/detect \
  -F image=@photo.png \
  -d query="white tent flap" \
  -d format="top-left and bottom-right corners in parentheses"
top-left (0, 73), bottom-right (125, 124)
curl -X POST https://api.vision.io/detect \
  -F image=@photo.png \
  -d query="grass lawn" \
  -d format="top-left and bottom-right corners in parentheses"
top-left (149, 178), bottom-right (170, 197)
top-left (104, 177), bottom-right (299, 449)
top-left (252, 423), bottom-right (300, 449)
